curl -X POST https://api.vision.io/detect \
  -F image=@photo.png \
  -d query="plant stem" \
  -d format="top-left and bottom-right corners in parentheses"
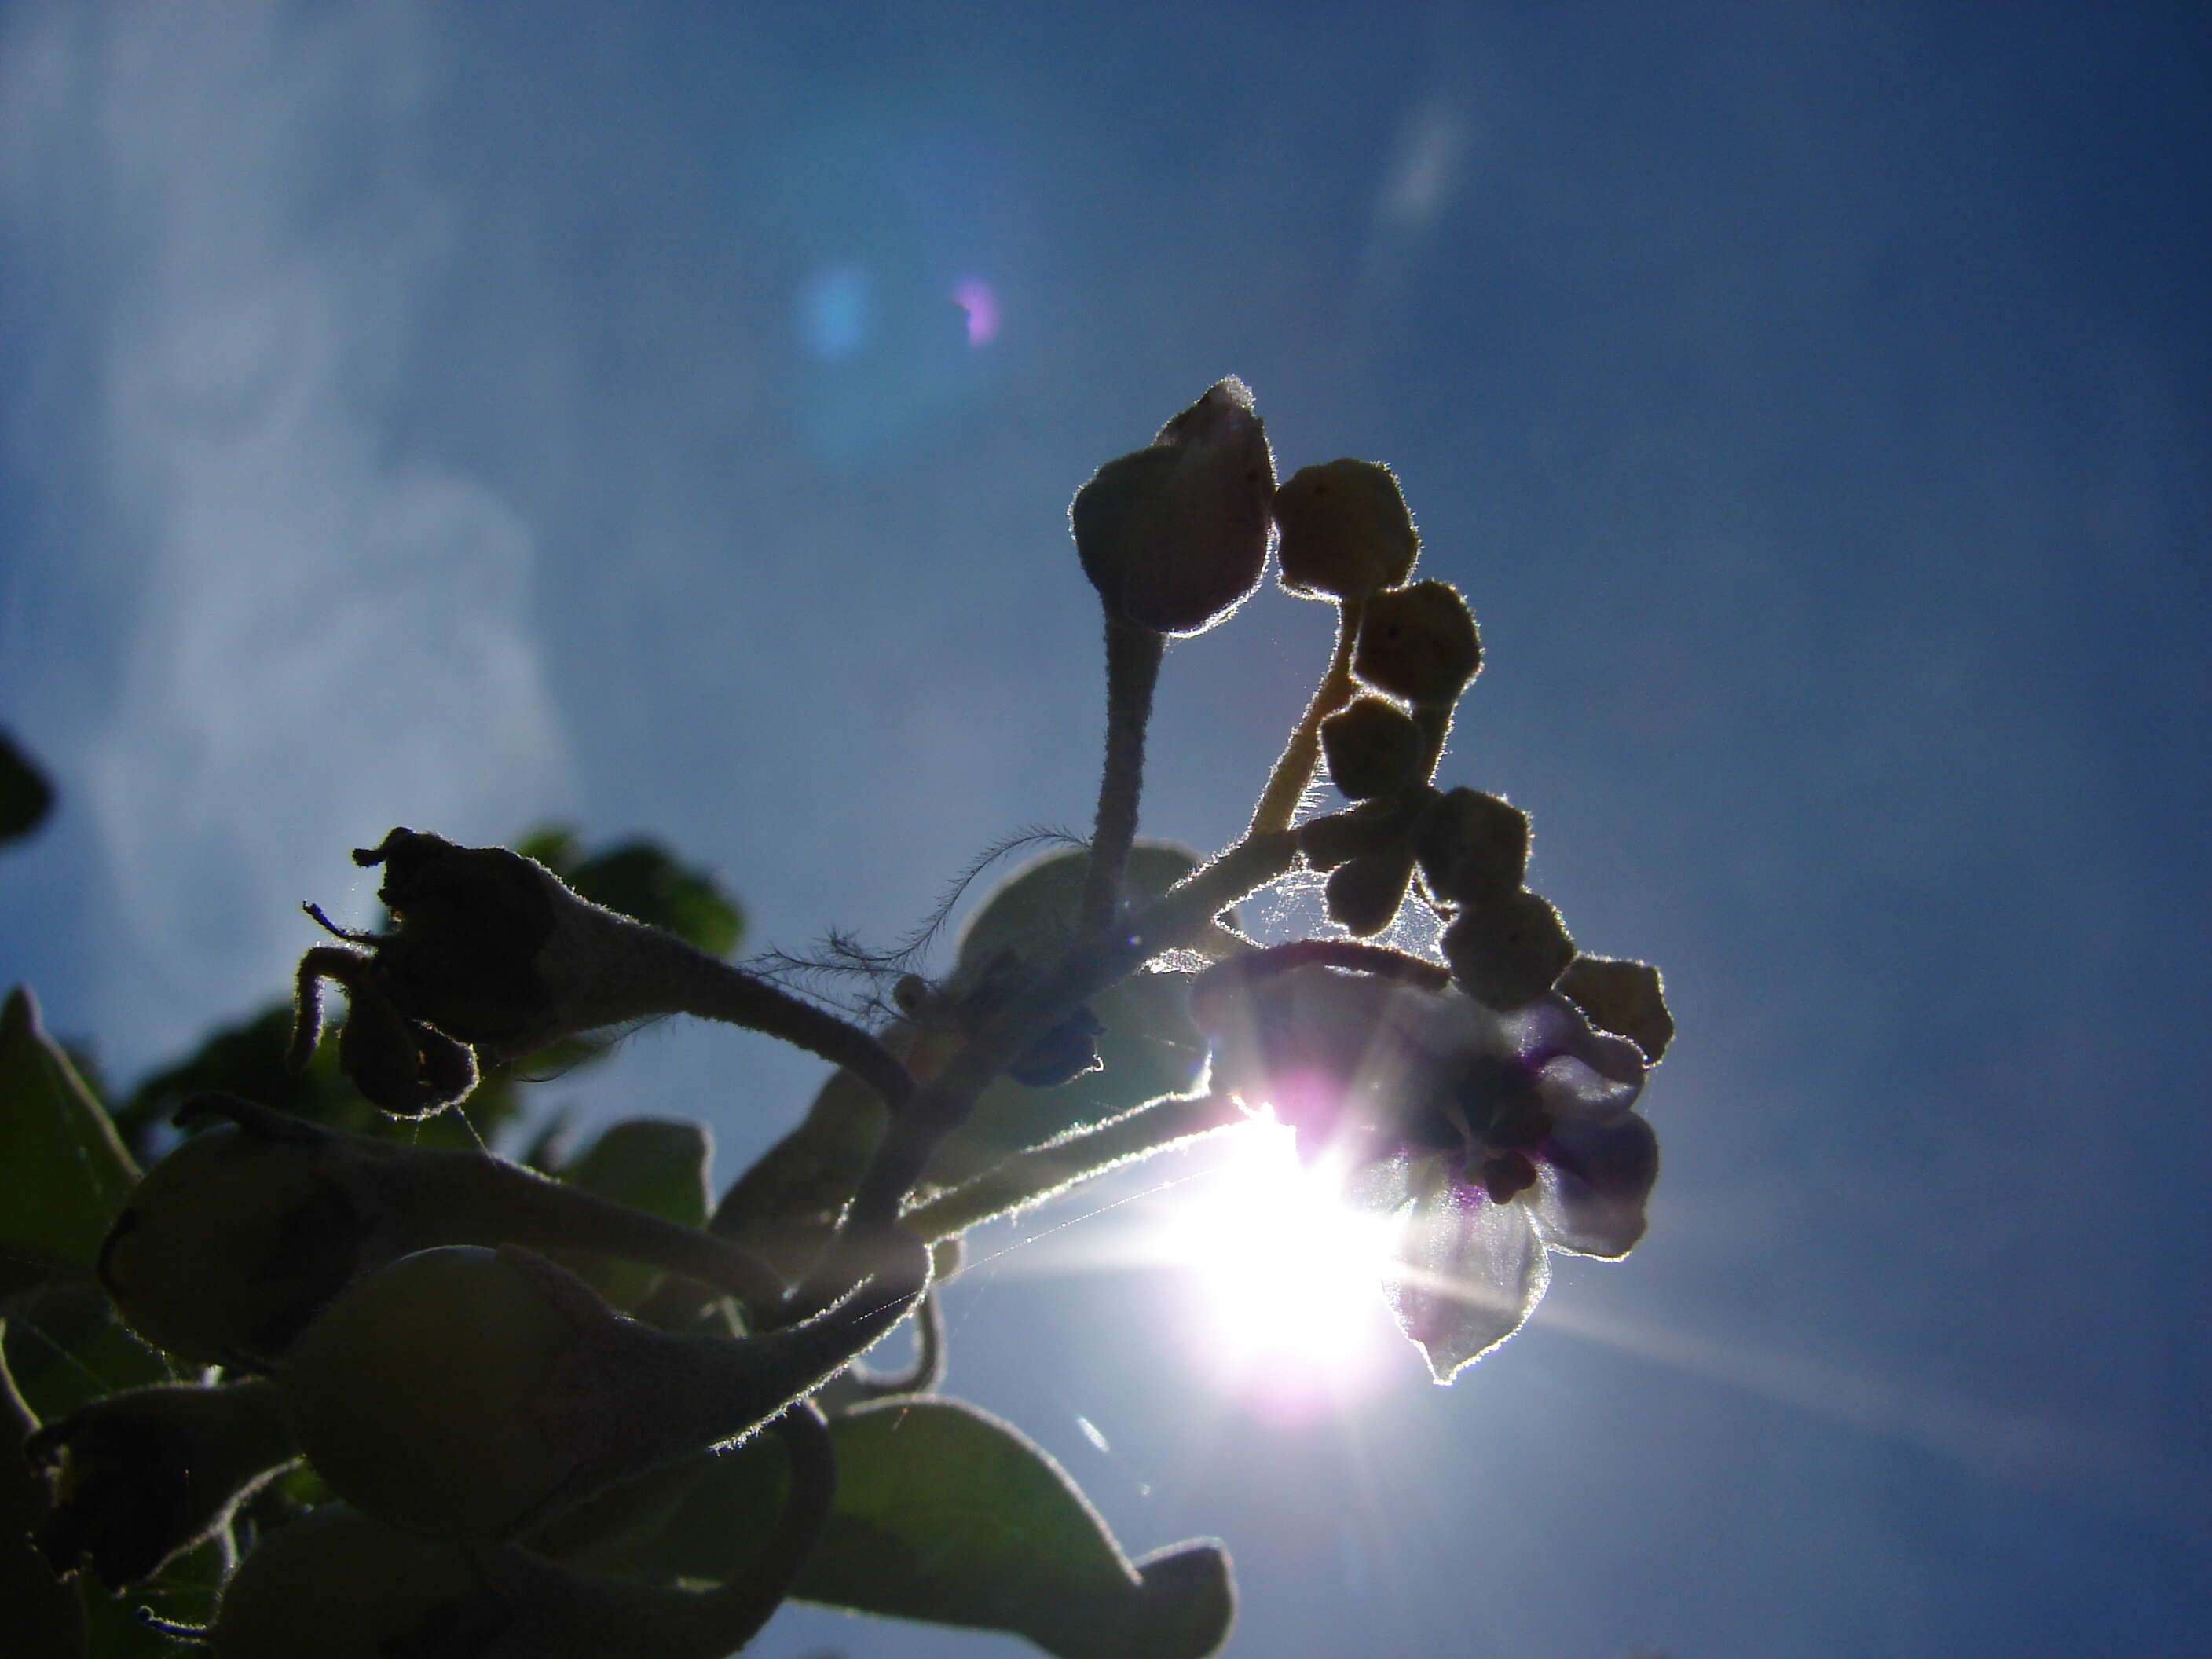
top-left (654, 948), bottom-right (915, 1115)
top-left (793, 829), bottom-right (1302, 1316)
top-left (1079, 614), bottom-right (1166, 942)
top-left (1246, 598), bottom-right (1365, 837)
top-left (904, 1092), bottom-right (1247, 1241)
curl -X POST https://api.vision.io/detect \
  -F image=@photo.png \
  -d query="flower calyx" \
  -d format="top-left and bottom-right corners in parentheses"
top-left (24, 1377), bottom-right (297, 1591)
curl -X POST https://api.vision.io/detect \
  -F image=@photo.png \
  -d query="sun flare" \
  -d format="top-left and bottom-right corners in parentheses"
top-left (1150, 1119), bottom-right (1405, 1417)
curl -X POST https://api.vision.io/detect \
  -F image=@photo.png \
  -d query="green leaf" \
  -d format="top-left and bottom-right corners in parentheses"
top-left (928, 843), bottom-right (1238, 1183)
top-left (0, 988), bottom-right (140, 1275)
top-left (553, 1118), bottom-right (712, 1309)
top-left (1, 1321), bottom-right (87, 1657)
top-left (562, 1399), bottom-right (1234, 1659)
top-left (800, 1399), bottom-right (1234, 1659)
top-left (952, 843), bottom-right (1237, 979)
top-left (0, 729), bottom-right (55, 848)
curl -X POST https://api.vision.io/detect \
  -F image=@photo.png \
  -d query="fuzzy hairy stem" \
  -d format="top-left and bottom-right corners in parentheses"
top-left (793, 830), bottom-right (1300, 1314)
top-left (1078, 614), bottom-right (1166, 941)
top-left (650, 947), bottom-right (916, 1116)
top-left (905, 1091), bottom-right (1247, 1241)
top-left (1246, 598), bottom-right (1365, 837)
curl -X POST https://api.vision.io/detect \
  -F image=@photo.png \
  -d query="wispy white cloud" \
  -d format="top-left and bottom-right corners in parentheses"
top-left (0, 0), bottom-right (571, 1069)
top-left (1375, 99), bottom-right (1468, 233)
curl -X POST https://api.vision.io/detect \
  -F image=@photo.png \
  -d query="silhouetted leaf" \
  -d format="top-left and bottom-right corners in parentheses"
top-left (0, 729), bottom-right (55, 848)
top-left (800, 1400), bottom-right (1233, 1659)
top-left (0, 988), bottom-right (139, 1276)
top-left (928, 843), bottom-right (1233, 1183)
top-left (629, 1399), bottom-right (1234, 1659)
top-left (553, 1118), bottom-right (712, 1309)
top-left (2, 1321), bottom-right (88, 1657)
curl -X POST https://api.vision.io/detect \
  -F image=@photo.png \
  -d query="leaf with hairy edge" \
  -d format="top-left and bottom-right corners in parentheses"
top-left (802, 1399), bottom-right (1233, 1659)
top-left (553, 1118), bottom-right (712, 1309)
top-left (928, 842), bottom-right (1241, 1184)
top-left (0, 988), bottom-right (139, 1276)
top-left (624, 1399), bottom-right (1233, 1659)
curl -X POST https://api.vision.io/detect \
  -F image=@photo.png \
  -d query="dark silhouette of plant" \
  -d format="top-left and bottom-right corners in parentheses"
top-left (3, 381), bottom-right (1670, 1657)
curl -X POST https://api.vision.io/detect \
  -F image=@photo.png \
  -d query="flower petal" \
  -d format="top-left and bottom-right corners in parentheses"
top-left (1531, 1111), bottom-right (1660, 1259)
top-left (1384, 1180), bottom-right (1549, 1382)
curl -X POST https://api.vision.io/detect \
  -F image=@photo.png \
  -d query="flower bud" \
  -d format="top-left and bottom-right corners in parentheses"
top-left (1273, 458), bottom-right (1419, 600)
top-left (1325, 847), bottom-right (1416, 938)
top-left (99, 1123), bottom-right (360, 1365)
top-left (282, 1238), bottom-right (926, 1540)
top-left (1415, 788), bottom-right (1530, 906)
top-left (1070, 378), bottom-right (1275, 635)
top-left (1558, 954), bottom-right (1674, 1062)
top-left (207, 1504), bottom-right (498, 1659)
top-left (1319, 694), bottom-right (1428, 800)
top-left (280, 1247), bottom-right (587, 1540)
top-left (1352, 580), bottom-right (1480, 706)
top-left (25, 1378), bottom-right (296, 1590)
top-left (99, 1096), bottom-right (783, 1368)
top-left (1441, 891), bottom-right (1575, 1009)
top-left (298, 829), bottom-right (910, 1121)
top-left (1297, 797), bottom-right (1419, 872)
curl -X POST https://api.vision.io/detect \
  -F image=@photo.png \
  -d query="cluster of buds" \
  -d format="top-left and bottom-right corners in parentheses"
top-left (8, 374), bottom-right (1667, 1655)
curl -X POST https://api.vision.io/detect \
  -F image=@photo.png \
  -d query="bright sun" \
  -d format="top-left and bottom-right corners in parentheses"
top-left (1147, 1118), bottom-right (1405, 1419)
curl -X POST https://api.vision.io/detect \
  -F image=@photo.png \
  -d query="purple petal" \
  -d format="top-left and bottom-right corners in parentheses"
top-left (1510, 994), bottom-right (1649, 1089)
top-left (1384, 1179), bottom-right (1549, 1382)
top-left (1531, 1111), bottom-right (1660, 1259)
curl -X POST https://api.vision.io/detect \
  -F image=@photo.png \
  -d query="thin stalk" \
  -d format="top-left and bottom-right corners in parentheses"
top-left (1246, 598), bottom-right (1365, 837)
top-left (904, 1092), bottom-right (1247, 1241)
top-left (1078, 614), bottom-right (1166, 941)
top-left (790, 830), bottom-right (1302, 1317)
top-left (653, 950), bottom-right (916, 1115)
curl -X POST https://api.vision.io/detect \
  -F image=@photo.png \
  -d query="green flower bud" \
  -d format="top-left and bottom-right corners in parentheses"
top-left (99, 1123), bottom-right (359, 1365)
top-left (98, 1095), bottom-right (782, 1368)
top-left (25, 1378), bottom-right (296, 1590)
top-left (1558, 954), bottom-right (1675, 1062)
top-left (1319, 694), bottom-right (1428, 800)
top-left (280, 1247), bottom-right (586, 1540)
top-left (281, 1237), bottom-right (925, 1540)
top-left (1070, 378), bottom-right (1275, 636)
top-left (211, 1407), bottom-right (838, 1659)
top-left (207, 1504), bottom-right (499, 1659)
top-left (1415, 787), bottom-right (1530, 906)
top-left (1441, 890), bottom-right (1575, 1009)
top-left (1325, 847), bottom-right (1417, 938)
top-left (1273, 458), bottom-right (1419, 600)
top-left (1352, 580), bottom-right (1481, 706)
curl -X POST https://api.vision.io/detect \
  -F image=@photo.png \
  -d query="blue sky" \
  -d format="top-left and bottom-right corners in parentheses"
top-left (2, 3), bottom-right (2208, 1655)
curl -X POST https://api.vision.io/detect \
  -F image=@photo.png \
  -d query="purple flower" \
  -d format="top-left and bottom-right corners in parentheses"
top-left (1192, 961), bottom-right (1659, 1380)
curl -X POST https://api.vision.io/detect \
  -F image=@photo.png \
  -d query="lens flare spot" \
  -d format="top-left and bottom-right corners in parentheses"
top-left (1152, 1119), bottom-right (1401, 1423)
top-left (950, 277), bottom-right (1000, 346)
top-left (800, 264), bottom-right (873, 361)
